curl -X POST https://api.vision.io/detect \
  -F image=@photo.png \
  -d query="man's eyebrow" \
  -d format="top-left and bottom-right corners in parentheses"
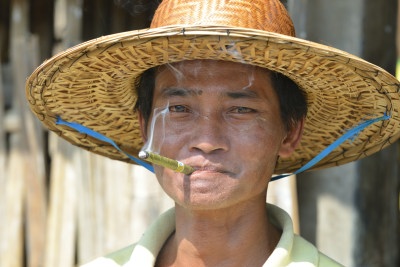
top-left (160, 87), bottom-right (260, 99)
top-left (160, 87), bottom-right (201, 97)
top-left (226, 90), bottom-right (259, 99)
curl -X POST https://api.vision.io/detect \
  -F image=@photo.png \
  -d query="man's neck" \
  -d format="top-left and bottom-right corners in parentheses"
top-left (156, 198), bottom-right (281, 267)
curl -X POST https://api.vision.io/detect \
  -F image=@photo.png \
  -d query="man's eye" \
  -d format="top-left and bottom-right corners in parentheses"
top-left (169, 105), bottom-right (189, 113)
top-left (231, 107), bottom-right (254, 113)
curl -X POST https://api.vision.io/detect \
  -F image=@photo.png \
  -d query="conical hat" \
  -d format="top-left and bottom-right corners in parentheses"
top-left (26, 0), bottom-right (400, 173)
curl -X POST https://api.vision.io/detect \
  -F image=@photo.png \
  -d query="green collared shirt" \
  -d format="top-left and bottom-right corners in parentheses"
top-left (82, 204), bottom-right (343, 266)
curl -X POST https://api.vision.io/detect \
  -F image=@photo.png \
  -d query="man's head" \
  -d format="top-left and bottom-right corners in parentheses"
top-left (135, 60), bottom-right (306, 208)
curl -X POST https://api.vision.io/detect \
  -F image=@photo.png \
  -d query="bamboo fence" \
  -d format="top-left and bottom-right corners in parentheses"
top-left (0, 1), bottom-right (174, 266)
top-left (0, 1), bottom-right (300, 266)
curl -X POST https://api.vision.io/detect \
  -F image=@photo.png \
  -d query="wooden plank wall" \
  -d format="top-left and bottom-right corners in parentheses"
top-left (0, 1), bottom-right (173, 266)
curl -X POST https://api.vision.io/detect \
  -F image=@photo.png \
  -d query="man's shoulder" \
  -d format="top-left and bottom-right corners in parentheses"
top-left (292, 235), bottom-right (344, 267)
top-left (80, 243), bottom-right (136, 267)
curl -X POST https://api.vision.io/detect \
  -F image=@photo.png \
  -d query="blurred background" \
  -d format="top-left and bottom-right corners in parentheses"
top-left (0, 0), bottom-right (398, 266)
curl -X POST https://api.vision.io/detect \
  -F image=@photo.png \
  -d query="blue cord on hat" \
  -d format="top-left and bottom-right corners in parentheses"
top-left (56, 116), bottom-right (155, 173)
top-left (55, 113), bottom-right (390, 181)
top-left (271, 113), bottom-right (390, 181)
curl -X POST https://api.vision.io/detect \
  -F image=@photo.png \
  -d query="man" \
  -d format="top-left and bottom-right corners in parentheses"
top-left (133, 60), bottom-right (309, 266)
top-left (25, 0), bottom-right (400, 266)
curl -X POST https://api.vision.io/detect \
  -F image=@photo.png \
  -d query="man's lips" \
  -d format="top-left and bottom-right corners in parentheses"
top-left (191, 165), bottom-right (226, 173)
top-left (183, 161), bottom-right (232, 175)
top-left (166, 155), bottom-right (236, 176)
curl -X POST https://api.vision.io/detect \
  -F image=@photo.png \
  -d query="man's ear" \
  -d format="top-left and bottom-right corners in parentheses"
top-left (278, 117), bottom-right (305, 158)
top-left (138, 111), bottom-right (148, 142)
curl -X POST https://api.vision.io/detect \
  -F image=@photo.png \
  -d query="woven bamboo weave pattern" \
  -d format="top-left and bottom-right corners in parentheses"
top-left (151, 0), bottom-right (295, 36)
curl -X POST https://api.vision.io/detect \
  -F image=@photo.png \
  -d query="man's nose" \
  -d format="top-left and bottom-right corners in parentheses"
top-left (188, 114), bottom-right (229, 154)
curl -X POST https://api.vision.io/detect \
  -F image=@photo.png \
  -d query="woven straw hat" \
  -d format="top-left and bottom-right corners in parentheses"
top-left (26, 0), bottom-right (400, 174)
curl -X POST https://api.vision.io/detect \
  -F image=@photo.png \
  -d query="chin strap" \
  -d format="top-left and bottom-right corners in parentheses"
top-left (271, 113), bottom-right (390, 181)
top-left (56, 113), bottom-right (390, 181)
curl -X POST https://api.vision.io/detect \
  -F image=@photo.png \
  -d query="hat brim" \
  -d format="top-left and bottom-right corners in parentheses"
top-left (26, 25), bottom-right (400, 174)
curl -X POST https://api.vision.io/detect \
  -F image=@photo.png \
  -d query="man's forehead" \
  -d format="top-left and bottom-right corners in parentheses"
top-left (153, 60), bottom-right (275, 102)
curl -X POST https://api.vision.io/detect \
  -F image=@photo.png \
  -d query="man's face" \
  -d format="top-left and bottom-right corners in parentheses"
top-left (140, 60), bottom-right (300, 210)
